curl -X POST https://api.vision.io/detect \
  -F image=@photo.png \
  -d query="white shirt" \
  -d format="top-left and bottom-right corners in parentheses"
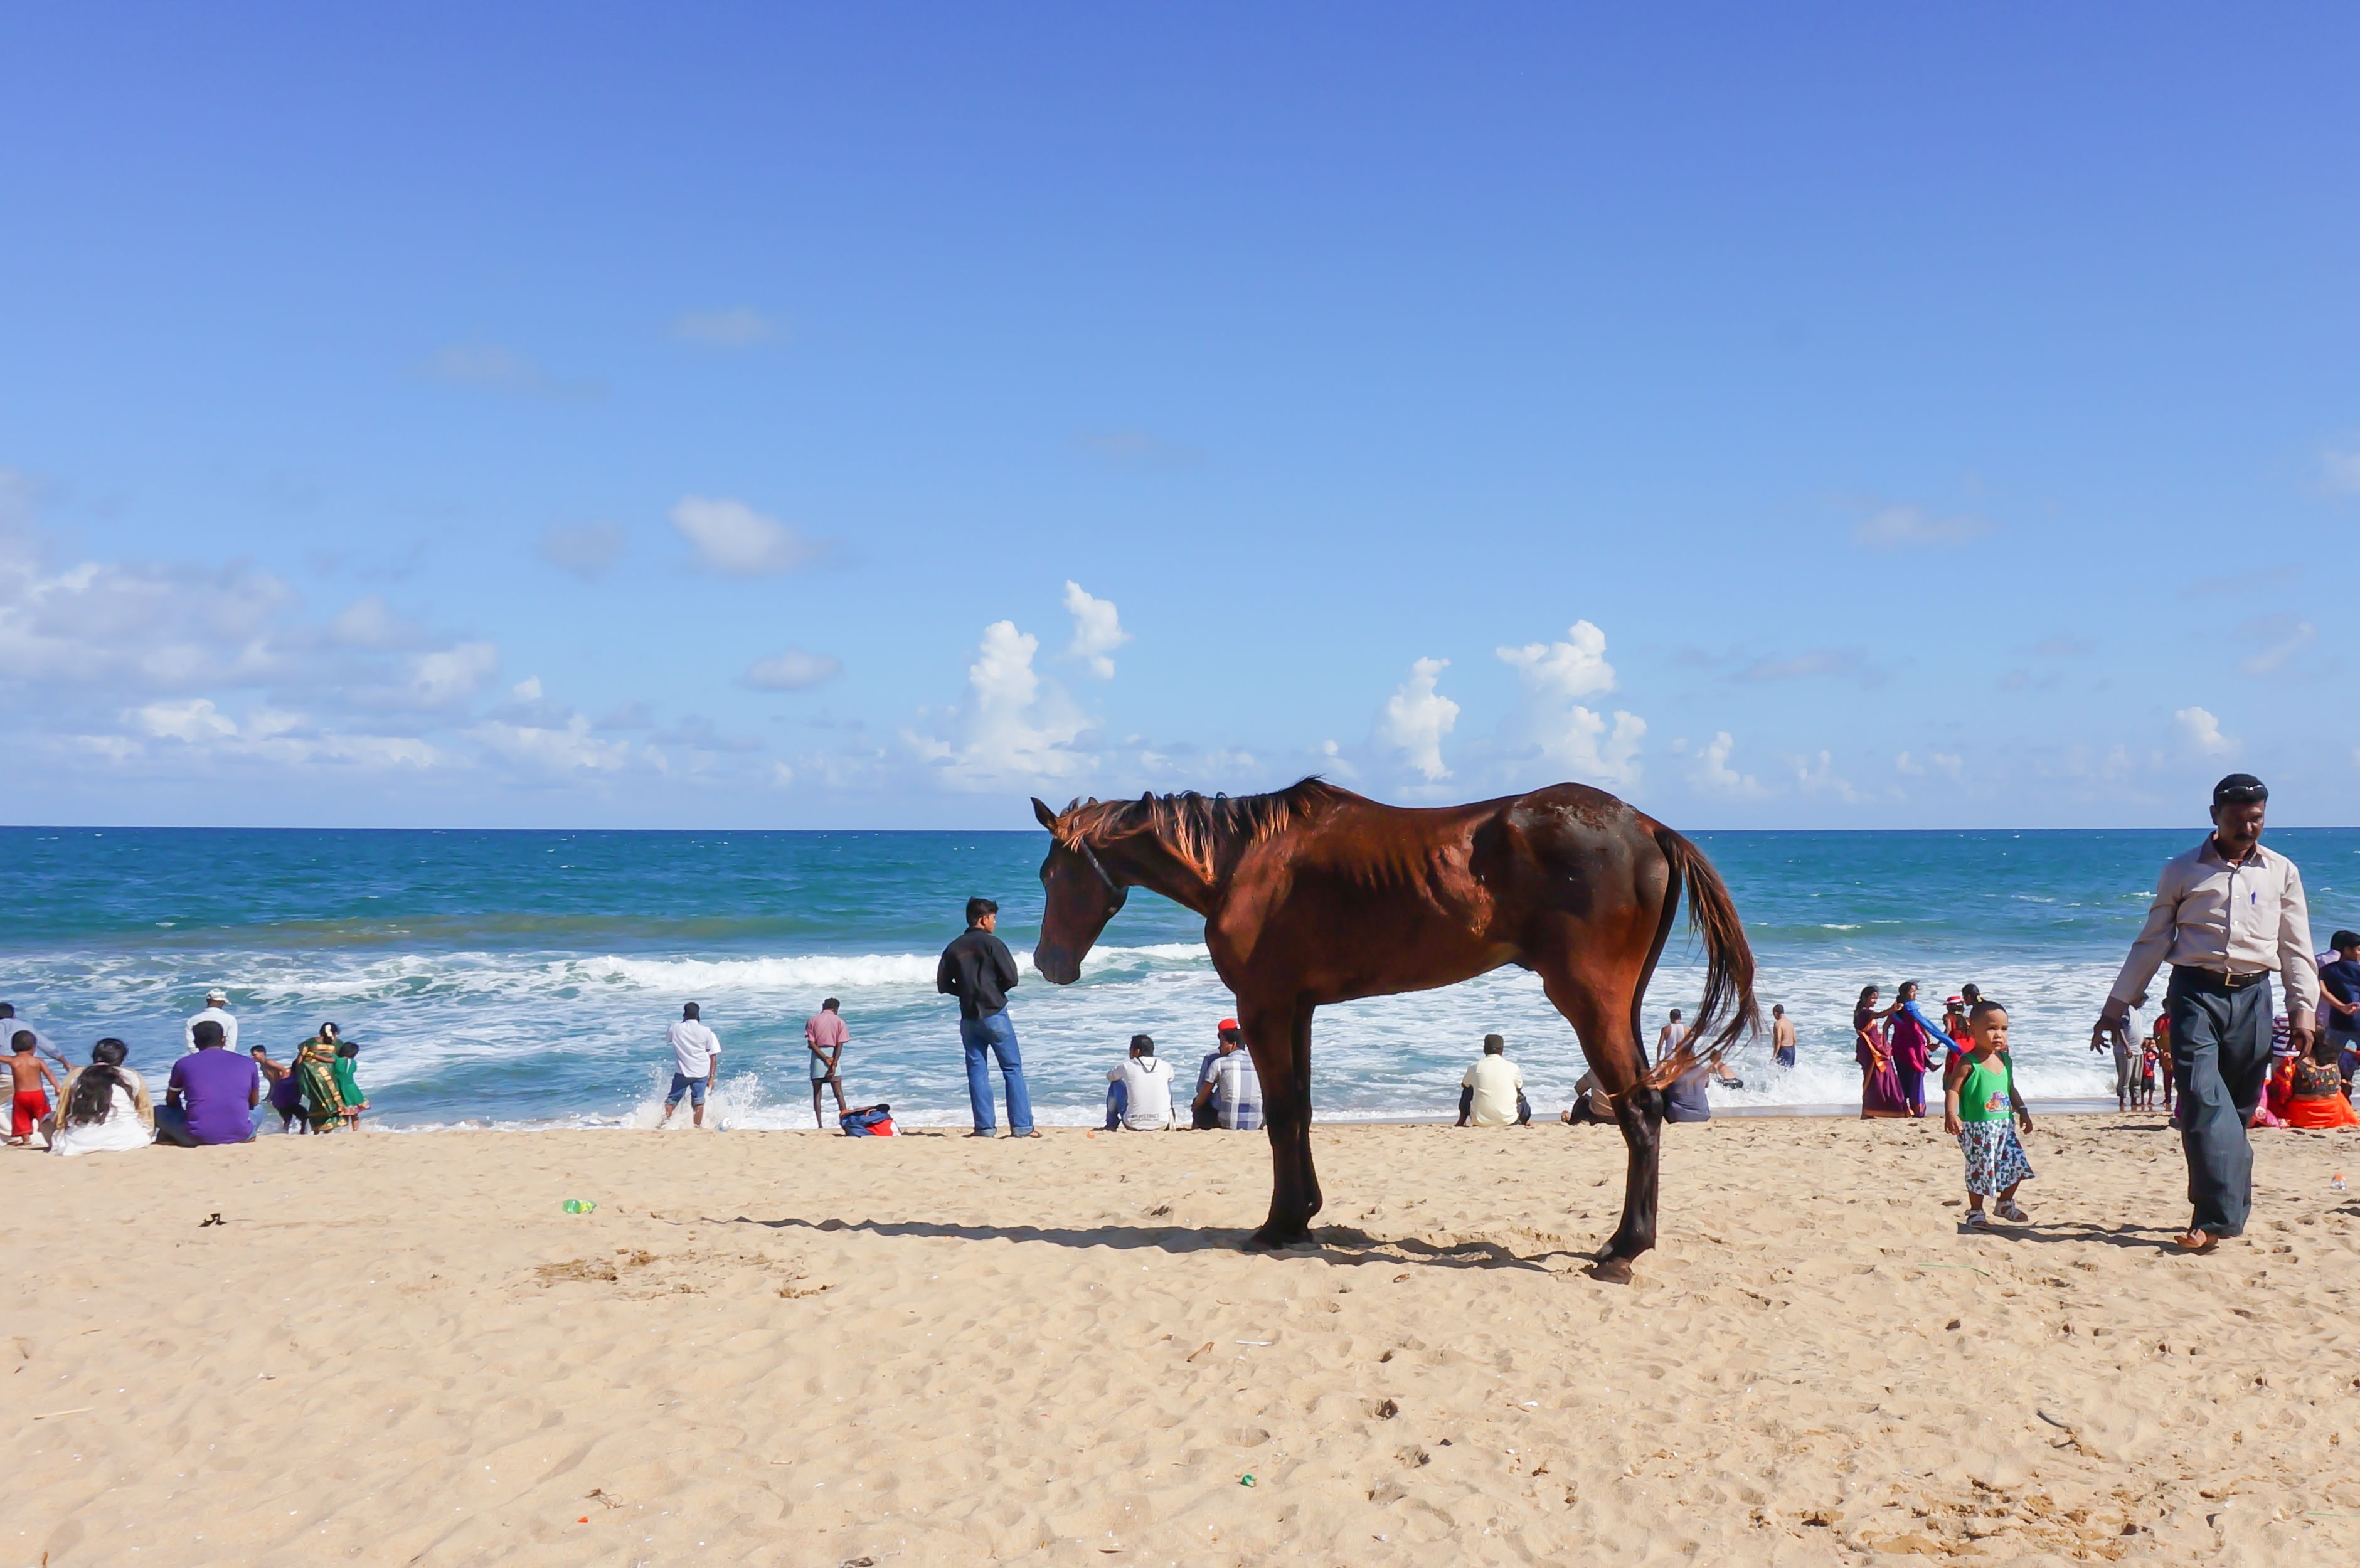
top-left (2110, 837), bottom-right (2319, 1016)
top-left (184, 1007), bottom-right (239, 1054)
top-left (1107, 1055), bottom-right (1175, 1131)
top-left (1, 1020), bottom-right (65, 1067)
top-left (49, 1068), bottom-right (151, 1158)
top-left (1461, 1055), bottom-right (1526, 1127)
top-left (667, 1019), bottom-right (720, 1078)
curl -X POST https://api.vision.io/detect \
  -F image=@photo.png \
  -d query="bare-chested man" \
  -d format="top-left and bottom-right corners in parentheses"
top-left (1770, 1004), bottom-right (1796, 1069)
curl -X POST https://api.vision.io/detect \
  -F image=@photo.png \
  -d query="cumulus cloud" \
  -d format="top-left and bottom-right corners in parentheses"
top-left (1379, 657), bottom-right (1459, 782)
top-left (537, 522), bottom-right (626, 580)
top-left (1495, 622), bottom-right (1644, 788)
top-left (1895, 750), bottom-right (1963, 780)
top-left (905, 620), bottom-right (1097, 790)
top-left (400, 642), bottom-right (500, 709)
top-left (669, 495), bottom-right (829, 578)
top-left (470, 714), bottom-right (637, 773)
top-left (1061, 581), bottom-right (1130, 679)
top-left (1790, 750), bottom-right (1865, 803)
top-left (671, 307), bottom-right (776, 348)
top-left (1852, 505), bottom-right (1996, 550)
top-left (743, 647), bottom-right (843, 691)
top-left (328, 596), bottom-right (419, 650)
top-left (2174, 706), bottom-right (2236, 758)
top-left (1691, 731), bottom-right (1763, 798)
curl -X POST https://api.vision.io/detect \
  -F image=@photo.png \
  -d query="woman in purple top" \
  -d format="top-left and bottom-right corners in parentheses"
top-left (1885, 980), bottom-right (1947, 1118)
top-left (1854, 985), bottom-right (1910, 1119)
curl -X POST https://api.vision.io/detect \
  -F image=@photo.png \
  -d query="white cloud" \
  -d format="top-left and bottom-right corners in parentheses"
top-left (671, 307), bottom-right (776, 348)
top-left (744, 647), bottom-right (843, 691)
top-left (401, 642), bottom-right (500, 709)
top-left (669, 496), bottom-right (828, 578)
top-left (2236, 614), bottom-right (2315, 676)
top-left (1495, 620), bottom-right (1616, 701)
top-left (1061, 581), bottom-right (1130, 679)
top-left (2174, 706), bottom-right (2236, 758)
top-left (471, 714), bottom-right (637, 773)
top-left (904, 620), bottom-right (1097, 789)
top-left (537, 522), bottom-right (625, 580)
top-left (1496, 622), bottom-right (1644, 788)
top-left (1895, 750), bottom-right (1964, 780)
top-left (136, 698), bottom-right (238, 743)
top-left (1790, 750), bottom-right (1864, 802)
top-left (1853, 505), bottom-right (1996, 550)
top-left (329, 595), bottom-right (417, 650)
top-left (1692, 731), bottom-right (1763, 798)
top-left (1379, 657), bottom-right (1459, 781)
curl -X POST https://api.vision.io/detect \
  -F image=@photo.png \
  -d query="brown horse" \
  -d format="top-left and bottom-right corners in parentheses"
top-left (1031, 777), bottom-right (1757, 1282)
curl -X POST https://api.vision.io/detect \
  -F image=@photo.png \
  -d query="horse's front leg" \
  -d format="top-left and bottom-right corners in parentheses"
top-left (1240, 997), bottom-right (1315, 1246)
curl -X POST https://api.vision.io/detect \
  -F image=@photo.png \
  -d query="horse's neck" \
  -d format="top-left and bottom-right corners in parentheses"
top-left (1108, 836), bottom-right (1218, 917)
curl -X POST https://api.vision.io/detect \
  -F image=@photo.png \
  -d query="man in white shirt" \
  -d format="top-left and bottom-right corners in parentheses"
top-left (1457, 1034), bottom-right (1530, 1127)
top-left (657, 1002), bottom-right (721, 1128)
top-left (1104, 1034), bottom-right (1176, 1131)
top-left (0, 1004), bottom-right (68, 1073)
top-left (184, 989), bottom-right (239, 1054)
top-left (2095, 773), bottom-right (2317, 1251)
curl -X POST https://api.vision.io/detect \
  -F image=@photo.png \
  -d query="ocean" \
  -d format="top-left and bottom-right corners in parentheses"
top-left (8, 825), bottom-right (2357, 1130)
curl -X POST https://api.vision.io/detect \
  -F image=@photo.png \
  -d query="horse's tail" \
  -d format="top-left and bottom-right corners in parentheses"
top-left (1641, 825), bottom-right (1762, 1089)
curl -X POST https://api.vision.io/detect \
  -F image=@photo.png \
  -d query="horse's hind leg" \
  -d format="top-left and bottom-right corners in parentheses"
top-left (1531, 953), bottom-right (1659, 1283)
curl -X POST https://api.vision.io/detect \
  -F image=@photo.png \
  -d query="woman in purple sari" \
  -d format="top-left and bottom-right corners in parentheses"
top-left (1886, 979), bottom-right (1947, 1118)
top-left (1855, 984), bottom-right (1910, 1119)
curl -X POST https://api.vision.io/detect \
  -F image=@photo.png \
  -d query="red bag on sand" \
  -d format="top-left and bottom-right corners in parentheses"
top-left (869, 1117), bottom-right (895, 1136)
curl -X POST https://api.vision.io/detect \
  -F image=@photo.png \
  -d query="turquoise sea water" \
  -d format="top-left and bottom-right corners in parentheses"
top-left (7, 826), bottom-right (2357, 1130)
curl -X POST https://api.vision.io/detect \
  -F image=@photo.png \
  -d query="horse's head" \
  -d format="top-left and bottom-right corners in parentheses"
top-left (1031, 795), bottom-right (1128, 985)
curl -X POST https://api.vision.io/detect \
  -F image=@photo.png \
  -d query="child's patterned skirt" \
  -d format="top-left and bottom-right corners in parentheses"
top-left (1958, 1120), bottom-right (2034, 1195)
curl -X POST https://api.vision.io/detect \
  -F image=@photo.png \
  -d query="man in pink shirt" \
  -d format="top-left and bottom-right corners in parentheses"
top-left (805, 998), bottom-right (851, 1128)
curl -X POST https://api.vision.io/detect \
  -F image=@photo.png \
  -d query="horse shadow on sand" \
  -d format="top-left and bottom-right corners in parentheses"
top-left (720, 1214), bottom-right (1578, 1274)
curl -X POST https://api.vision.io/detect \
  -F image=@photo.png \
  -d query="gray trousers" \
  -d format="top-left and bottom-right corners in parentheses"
top-left (2166, 968), bottom-right (2273, 1238)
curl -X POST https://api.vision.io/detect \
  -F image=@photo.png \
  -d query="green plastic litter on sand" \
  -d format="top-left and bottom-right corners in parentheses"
top-left (1239, 1475), bottom-right (1255, 1487)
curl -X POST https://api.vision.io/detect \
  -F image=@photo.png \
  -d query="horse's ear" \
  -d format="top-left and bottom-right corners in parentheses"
top-left (1031, 797), bottom-right (1058, 831)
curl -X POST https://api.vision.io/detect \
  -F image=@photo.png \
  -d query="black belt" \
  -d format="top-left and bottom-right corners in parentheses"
top-left (2172, 965), bottom-right (2268, 993)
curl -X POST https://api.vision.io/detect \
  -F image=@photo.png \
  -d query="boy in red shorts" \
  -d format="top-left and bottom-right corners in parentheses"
top-left (9, 1028), bottom-right (64, 1145)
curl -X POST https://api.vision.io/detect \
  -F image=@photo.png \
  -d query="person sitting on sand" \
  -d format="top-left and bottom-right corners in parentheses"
top-left (805, 998), bottom-right (851, 1128)
top-left (49, 1038), bottom-right (154, 1158)
top-left (1191, 1020), bottom-right (1262, 1131)
top-left (9, 1029), bottom-right (65, 1147)
top-left (1457, 1034), bottom-right (1530, 1127)
top-left (1562, 1068), bottom-right (1615, 1125)
top-left (156, 1019), bottom-right (258, 1147)
top-left (295, 1024), bottom-right (349, 1133)
top-left (1106, 1034), bottom-right (1176, 1131)
top-left (252, 1045), bottom-right (306, 1133)
top-left (332, 1037), bottom-right (368, 1130)
top-left (1943, 1000), bottom-right (2034, 1227)
top-left (2273, 1045), bottom-right (2359, 1130)
top-left (657, 1003), bottom-right (721, 1129)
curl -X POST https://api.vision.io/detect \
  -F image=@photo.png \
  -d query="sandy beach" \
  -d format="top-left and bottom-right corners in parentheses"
top-left (8, 1115), bottom-right (2360, 1566)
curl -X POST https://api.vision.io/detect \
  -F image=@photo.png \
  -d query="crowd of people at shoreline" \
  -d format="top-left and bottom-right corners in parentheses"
top-left (7, 990), bottom-right (371, 1155)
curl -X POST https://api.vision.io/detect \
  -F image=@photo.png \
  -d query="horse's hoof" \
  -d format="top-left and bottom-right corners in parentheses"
top-left (1249, 1224), bottom-right (1313, 1249)
top-left (1590, 1256), bottom-right (1635, 1285)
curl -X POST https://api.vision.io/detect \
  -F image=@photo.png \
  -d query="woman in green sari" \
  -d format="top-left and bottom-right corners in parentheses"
top-left (295, 1022), bottom-right (348, 1133)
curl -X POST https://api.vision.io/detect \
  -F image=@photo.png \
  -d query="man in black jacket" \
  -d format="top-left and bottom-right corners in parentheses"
top-left (937, 896), bottom-right (1038, 1137)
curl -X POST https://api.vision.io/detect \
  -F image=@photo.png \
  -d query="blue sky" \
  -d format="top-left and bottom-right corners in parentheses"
top-left (2, 4), bottom-right (2354, 830)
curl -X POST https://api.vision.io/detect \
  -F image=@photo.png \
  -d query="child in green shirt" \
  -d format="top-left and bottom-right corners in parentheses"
top-left (1943, 1000), bottom-right (2034, 1227)
top-left (332, 1039), bottom-right (369, 1130)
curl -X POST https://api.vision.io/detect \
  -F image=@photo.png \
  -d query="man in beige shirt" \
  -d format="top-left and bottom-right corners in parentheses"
top-left (2095, 773), bottom-right (2317, 1251)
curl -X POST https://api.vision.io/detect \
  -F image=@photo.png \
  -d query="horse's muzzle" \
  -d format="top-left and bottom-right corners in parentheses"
top-left (1034, 945), bottom-right (1082, 986)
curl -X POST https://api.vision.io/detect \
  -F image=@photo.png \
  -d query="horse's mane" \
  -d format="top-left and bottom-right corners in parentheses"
top-left (1058, 776), bottom-right (1354, 881)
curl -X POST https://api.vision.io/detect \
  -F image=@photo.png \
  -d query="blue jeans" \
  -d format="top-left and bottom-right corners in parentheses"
top-left (960, 1010), bottom-right (1034, 1133)
top-left (666, 1071), bottom-right (708, 1107)
top-left (1105, 1081), bottom-right (1127, 1131)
